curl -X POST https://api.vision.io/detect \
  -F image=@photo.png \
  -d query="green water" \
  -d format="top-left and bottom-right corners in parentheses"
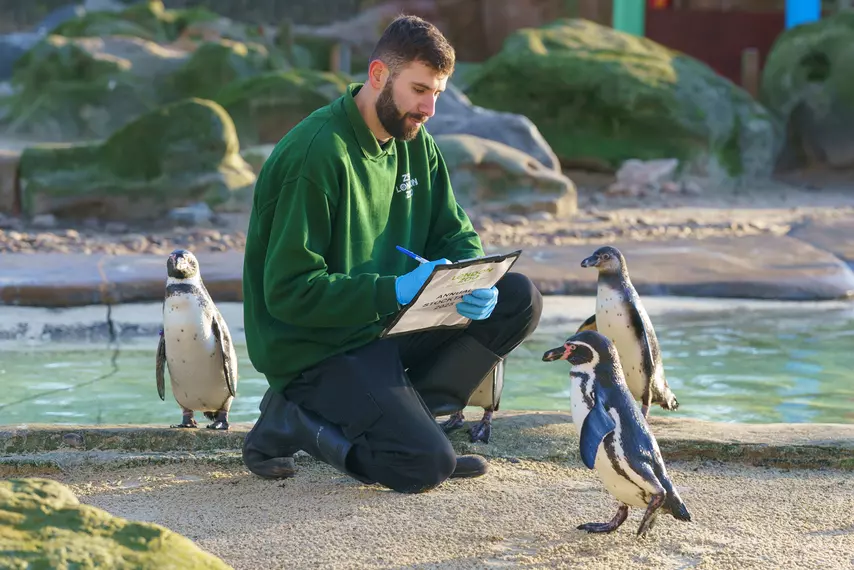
top-left (1, 302), bottom-right (853, 425)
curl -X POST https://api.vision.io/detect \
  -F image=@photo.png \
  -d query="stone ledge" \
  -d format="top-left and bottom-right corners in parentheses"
top-left (3, 412), bottom-right (853, 473)
top-left (3, 232), bottom-right (854, 307)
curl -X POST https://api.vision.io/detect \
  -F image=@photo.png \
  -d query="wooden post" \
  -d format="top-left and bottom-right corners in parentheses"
top-left (741, 48), bottom-right (760, 99)
top-left (612, 0), bottom-right (645, 35)
top-left (786, 0), bottom-right (820, 29)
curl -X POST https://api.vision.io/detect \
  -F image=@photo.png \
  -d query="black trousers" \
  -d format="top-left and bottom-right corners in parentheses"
top-left (282, 272), bottom-right (542, 493)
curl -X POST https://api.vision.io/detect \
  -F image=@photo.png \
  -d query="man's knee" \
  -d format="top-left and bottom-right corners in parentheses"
top-left (498, 272), bottom-right (543, 321)
top-left (376, 437), bottom-right (456, 494)
top-left (468, 272), bottom-right (542, 355)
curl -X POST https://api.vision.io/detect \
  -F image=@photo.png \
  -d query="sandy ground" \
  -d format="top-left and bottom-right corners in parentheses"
top-left (59, 458), bottom-right (854, 570)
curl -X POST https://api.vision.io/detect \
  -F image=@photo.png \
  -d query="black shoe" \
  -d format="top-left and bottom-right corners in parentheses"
top-left (242, 388), bottom-right (374, 485)
top-left (450, 454), bottom-right (488, 479)
top-left (242, 389), bottom-right (298, 479)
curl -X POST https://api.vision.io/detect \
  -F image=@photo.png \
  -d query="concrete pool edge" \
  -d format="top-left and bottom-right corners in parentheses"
top-left (3, 412), bottom-right (853, 476)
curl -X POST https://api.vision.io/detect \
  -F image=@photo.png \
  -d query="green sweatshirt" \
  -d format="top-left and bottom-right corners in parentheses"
top-left (242, 83), bottom-right (484, 392)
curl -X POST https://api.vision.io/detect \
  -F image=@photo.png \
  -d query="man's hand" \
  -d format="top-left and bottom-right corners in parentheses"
top-left (456, 286), bottom-right (498, 320)
top-left (395, 259), bottom-right (451, 305)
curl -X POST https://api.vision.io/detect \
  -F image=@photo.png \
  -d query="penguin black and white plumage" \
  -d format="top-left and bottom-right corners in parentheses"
top-left (580, 246), bottom-right (679, 418)
top-left (156, 249), bottom-right (238, 430)
top-left (542, 330), bottom-right (692, 537)
top-left (440, 360), bottom-right (504, 443)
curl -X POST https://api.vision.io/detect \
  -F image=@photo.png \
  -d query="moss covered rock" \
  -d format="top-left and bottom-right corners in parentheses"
top-left (464, 18), bottom-right (781, 181)
top-left (18, 98), bottom-right (256, 220)
top-left (0, 477), bottom-right (232, 569)
top-left (214, 69), bottom-right (349, 145)
top-left (50, 0), bottom-right (220, 44)
top-left (760, 13), bottom-right (854, 170)
top-left (165, 39), bottom-right (278, 100)
top-left (435, 134), bottom-right (577, 219)
top-left (3, 34), bottom-right (188, 139)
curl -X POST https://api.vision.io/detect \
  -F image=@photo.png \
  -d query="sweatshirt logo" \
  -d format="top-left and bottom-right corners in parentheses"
top-left (397, 173), bottom-right (418, 198)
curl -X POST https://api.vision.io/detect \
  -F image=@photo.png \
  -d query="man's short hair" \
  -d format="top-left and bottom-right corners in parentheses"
top-left (369, 15), bottom-right (455, 77)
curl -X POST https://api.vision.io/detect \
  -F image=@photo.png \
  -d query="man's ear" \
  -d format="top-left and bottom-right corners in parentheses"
top-left (367, 59), bottom-right (387, 89)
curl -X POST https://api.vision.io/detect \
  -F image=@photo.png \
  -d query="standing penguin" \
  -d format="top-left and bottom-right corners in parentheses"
top-left (580, 246), bottom-right (678, 418)
top-left (440, 359), bottom-right (504, 443)
top-left (156, 249), bottom-right (238, 430)
top-left (542, 330), bottom-right (692, 537)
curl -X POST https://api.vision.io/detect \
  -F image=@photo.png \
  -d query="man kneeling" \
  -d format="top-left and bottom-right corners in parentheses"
top-left (240, 15), bottom-right (543, 494)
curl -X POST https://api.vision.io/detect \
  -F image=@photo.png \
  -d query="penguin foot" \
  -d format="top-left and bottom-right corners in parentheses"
top-left (440, 411), bottom-right (465, 433)
top-left (170, 420), bottom-right (198, 428)
top-left (640, 404), bottom-right (650, 419)
top-left (205, 410), bottom-right (229, 430)
top-left (637, 494), bottom-right (666, 537)
top-left (577, 505), bottom-right (628, 534)
top-left (468, 409), bottom-right (494, 444)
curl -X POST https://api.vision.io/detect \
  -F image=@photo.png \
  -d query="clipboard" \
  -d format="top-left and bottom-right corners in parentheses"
top-left (380, 249), bottom-right (523, 338)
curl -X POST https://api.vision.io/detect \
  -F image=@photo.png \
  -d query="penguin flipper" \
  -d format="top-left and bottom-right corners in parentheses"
top-left (212, 316), bottom-right (237, 398)
top-left (579, 388), bottom-right (616, 469)
top-left (155, 330), bottom-right (166, 401)
top-left (628, 301), bottom-right (656, 410)
top-left (575, 314), bottom-right (597, 333)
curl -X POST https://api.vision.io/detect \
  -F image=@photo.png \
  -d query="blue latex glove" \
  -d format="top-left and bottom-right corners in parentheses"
top-left (395, 258), bottom-right (451, 305)
top-left (456, 286), bottom-right (499, 320)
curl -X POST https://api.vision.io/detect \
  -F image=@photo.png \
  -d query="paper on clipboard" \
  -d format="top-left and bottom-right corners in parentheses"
top-left (380, 250), bottom-right (522, 337)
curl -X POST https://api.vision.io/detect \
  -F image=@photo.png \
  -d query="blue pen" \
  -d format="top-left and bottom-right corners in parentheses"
top-left (396, 245), bottom-right (429, 264)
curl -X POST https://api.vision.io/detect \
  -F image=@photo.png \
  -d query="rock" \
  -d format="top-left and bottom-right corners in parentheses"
top-left (434, 133), bottom-right (577, 219)
top-left (3, 34), bottom-right (188, 139)
top-left (0, 32), bottom-right (42, 82)
top-left (761, 13), bottom-right (854, 170)
top-left (169, 202), bottom-right (214, 226)
top-left (240, 144), bottom-right (276, 174)
top-left (30, 214), bottom-right (57, 228)
top-left (429, 83), bottom-right (561, 172)
top-left (464, 19), bottom-right (783, 183)
top-left (50, 0), bottom-right (220, 44)
top-left (214, 69), bottom-right (350, 146)
top-left (18, 98), bottom-right (256, 221)
top-left (164, 39), bottom-right (278, 101)
top-left (616, 158), bottom-right (678, 187)
top-left (0, 478), bottom-right (232, 569)
top-left (4, 30), bottom-right (278, 139)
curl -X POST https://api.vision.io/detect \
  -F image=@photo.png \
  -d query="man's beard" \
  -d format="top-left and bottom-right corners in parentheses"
top-left (375, 81), bottom-right (426, 142)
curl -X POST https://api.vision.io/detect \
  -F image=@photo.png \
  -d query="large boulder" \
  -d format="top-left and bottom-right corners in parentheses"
top-left (18, 98), bottom-right (256, 220)
top-left (761, 13), bottom-right (854, 170)
top-left (0, 478), bottom-right (232, 569)
top-left (464, 18), bottom-right (782, 182)
top-left (3, 33), bottom-right (278, 140)
top-left (429, 83), bottom-right (561, 172)
top-left (3, 34), bottom-right (188, 139)
top-left (214, 69), bottom-right (349, 145)
top-left (50, 0), bottom-right (221, 44)
top-left (435, 133), bottom-right (577, 219)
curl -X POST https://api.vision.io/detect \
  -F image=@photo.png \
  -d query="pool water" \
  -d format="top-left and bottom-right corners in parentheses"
top-left (1, 299), bottom-right (853, 426)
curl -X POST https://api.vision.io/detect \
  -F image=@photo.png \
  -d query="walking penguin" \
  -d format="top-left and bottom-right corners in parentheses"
top-left (440, 360), bottom-right (504, 443)
top-left (579, 246), bottom-right (679, 418)
top-left (542, 330), bottom-right (692, 537)
top-left (156, 249), bottom-right (238, 430)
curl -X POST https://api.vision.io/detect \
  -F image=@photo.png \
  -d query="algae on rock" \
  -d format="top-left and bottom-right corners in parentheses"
top-left (464, 18), bottom-right (782, 182)
top-left (2, 34), bottom-right (188, 139)
top-left (0, 477), bottom-right (233, 569)
top-left (18, 98), bottom-right (256, 220)
top-left (214, 69), bottom-right (350, 145)
top-left (435, 133), bottom-right (577, 219)
top-left (761, 13), bottom-right (854, 170)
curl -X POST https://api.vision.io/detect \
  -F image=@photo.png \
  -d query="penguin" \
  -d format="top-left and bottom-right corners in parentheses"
top-left (542, 330), bottom-right (692, 537)
top-left (155, 249), bottom-right (238, 430)
top-left (580, 246), bottom-right (679, 418)
top-left (440, 359), bottom-right (504, 443)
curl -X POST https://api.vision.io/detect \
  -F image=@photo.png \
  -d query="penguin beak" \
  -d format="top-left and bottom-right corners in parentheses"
top-left (542, 343), bottom-right (571, 362)
top-left (580, 255), bottom-right (599, 268)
